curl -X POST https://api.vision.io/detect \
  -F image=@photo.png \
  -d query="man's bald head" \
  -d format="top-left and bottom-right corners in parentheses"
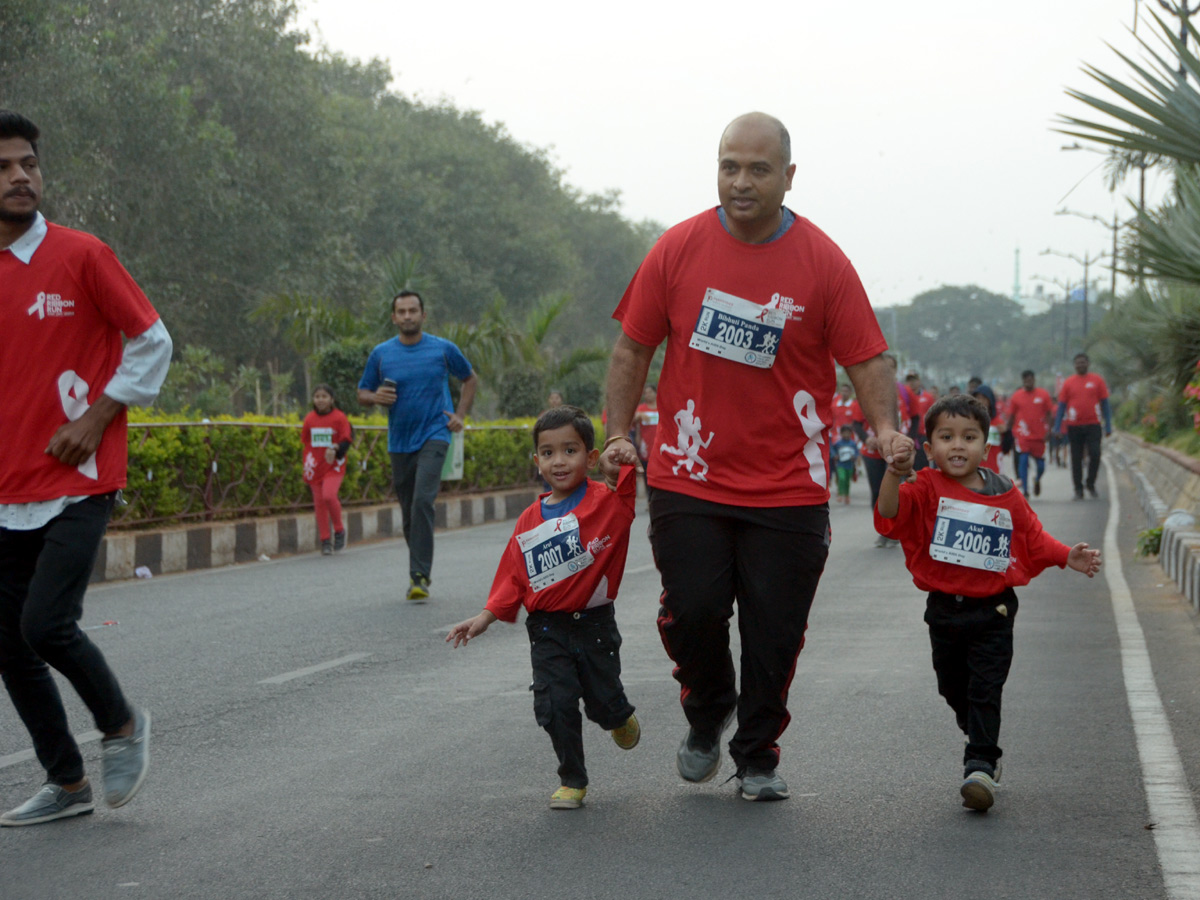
top-left (719, 112), bottom-right (791, 167)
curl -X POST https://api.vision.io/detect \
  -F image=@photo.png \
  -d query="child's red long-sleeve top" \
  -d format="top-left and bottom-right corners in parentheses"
top-left (874, 468), bottom-right (1070, 597)
top-left (486, 467), bottom-right (637, 622)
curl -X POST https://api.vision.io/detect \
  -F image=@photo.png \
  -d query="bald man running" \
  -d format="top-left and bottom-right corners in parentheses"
top-left (601, 112), bottom-right (907, 802)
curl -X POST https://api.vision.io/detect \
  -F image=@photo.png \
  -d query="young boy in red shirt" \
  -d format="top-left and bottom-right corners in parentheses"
top-left (447, 406), bottom-right (641, 809)
top-left (874, 394), bottom-right (1101, 812)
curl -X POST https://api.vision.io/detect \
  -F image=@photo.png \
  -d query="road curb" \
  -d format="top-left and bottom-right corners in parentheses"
top-left (92, 486), bottom-right (540, 583)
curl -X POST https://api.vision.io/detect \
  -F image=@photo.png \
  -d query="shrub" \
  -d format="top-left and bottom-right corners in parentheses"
top-left (114, 410), bottom-right (540, 529)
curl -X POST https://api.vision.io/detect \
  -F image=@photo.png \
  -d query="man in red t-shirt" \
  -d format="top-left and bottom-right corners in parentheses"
top-left (1007, 370), bottom-right (1054, 498)
top-left (599, 112), bottom-right (909, 802)
top-left (906, 371), bottom-right (934, 470)
top-left (1053, 353), bottom-right (1111, 500)
top-left (0, 111), bottom-right (172, 826)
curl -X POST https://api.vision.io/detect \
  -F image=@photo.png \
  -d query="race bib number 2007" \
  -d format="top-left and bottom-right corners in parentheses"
top-left (689, 288), bottom-right (786, 369)
top-left (930, 497), bottom-right (1012, 572)
top-left (517, 514), bottom-right (594, 592)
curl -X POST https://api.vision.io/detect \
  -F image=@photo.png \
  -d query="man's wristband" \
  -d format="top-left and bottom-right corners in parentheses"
top-left (603, 435), bottom-right (633, 450)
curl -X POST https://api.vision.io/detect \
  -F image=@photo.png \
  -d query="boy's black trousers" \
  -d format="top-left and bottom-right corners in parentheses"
top-left (526, 604), bottom-right (634, 789)
top-left (925, 588), bottom-right (1019, 773)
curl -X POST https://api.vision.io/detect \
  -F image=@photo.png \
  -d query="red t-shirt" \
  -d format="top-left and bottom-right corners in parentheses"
top-left (634, 403), bottom-right (659, 462)
top-left (614, 208), bottom-right (887, 506)
top-left (874, 468), bottom-right (1070, 597)
top-left (1058, 373), bottom-right (1109, 426)
top-left (910, 390), bottom-right (934, 436)
top-left (0, 223), bottom-right (160, 502)
top-left (301, 408), bottom-right (353, 483)
top-left (1009, 387), bottom-right (1053, 451)
top-left (486, 467), bottom-right (637, 622)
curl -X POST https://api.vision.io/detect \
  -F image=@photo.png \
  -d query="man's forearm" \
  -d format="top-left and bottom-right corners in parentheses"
top-left (457, 374), bottom-right (478, 418)
top-left (605, 334), bottom-right (655, 438)
top-left (845, 355), bottom-right (897, 437)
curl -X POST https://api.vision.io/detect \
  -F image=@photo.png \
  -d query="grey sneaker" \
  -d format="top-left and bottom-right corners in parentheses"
top-left (333, 531), bottom-right (346, 552)
top-left (676, 708), bottom-right (735, 783)
top-left (960, 770), bottom-right (998, 811)
top-left (321, 539), bottom-right (333, 556)
top-left (0, 782), bottom-right (94, 826)
top-left (738, 767), bottom-right (790, 801)
top-left (102, 708), bottom-right (151, 808)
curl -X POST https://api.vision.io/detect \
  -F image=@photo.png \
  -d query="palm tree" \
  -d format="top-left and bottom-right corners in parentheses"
top-left (250, 292), bottom-right (362, 400)
top-left (1058, 8), bottom-right (1200, 286)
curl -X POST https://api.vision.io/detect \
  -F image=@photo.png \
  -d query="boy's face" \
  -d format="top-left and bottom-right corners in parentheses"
top-left (924, 413), bottom-right (986, 486)
top-left (535, 424), bottom-right (599, 501)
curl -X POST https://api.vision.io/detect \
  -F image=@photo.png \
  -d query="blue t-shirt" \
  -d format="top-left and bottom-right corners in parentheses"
top-left (359, 334), bottom-right (474, 453)
top-left (832, 438), bottom-right (859, 469)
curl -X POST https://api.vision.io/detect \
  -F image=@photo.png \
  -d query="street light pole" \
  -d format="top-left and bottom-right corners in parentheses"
top-left (1055, 208), bottom-right (1123, 299)
top-left (1041, 248), bottom-right (1108, 336)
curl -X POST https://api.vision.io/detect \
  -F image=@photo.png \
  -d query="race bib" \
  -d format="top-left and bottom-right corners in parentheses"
top-left (642, 411), bottom-right (659, 425)
top-left (311, 427), bottom-right (334, 448)
top-left (689, 288), bottom-right (786, 369)
top-left (517, 514), bottom-right (594, 592)
top-left (930, 497), bottom-right (1012, 572)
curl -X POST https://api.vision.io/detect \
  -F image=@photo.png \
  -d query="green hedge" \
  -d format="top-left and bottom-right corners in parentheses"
top-left (115, 410), bottom-right (549, 529)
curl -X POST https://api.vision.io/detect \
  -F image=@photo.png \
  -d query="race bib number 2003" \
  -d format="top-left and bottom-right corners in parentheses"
top-left (929, 498), bottom-right (1012, 572)
top-left (689, 288), bottom-right (786, 369)
top-left (517, 514), bottom-right (595, 592)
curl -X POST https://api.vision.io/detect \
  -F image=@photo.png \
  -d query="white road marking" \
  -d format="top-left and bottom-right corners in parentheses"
top-left (1105, 460), bottom-right (1200, 899)
top-left (0, 730), bottom-right (102, 770)
top-left (259, 652), bottom-right (373, 685)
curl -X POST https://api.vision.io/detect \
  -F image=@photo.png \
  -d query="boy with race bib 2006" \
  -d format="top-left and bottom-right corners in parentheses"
top-left (874, 394), bottom-right (1101, 813)
top-left (446, 406), bottom-right (642, 810)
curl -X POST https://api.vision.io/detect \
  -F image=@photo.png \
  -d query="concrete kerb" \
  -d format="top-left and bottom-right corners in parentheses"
top-left (1114, 436), bottom-right (1200, 610)
top-left (92, 486), bottom-right (540, 584)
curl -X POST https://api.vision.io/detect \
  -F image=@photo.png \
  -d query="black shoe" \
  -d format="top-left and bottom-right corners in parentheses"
top-left (321, 539), bottom-right (333, 555)
top-left (1087, 486), bottom-right (1098, 498)
top-left (333, 531), bottom-right (346, 552)
top-left (1073, 491), bottom-right (1084, 501)
top-left (1033, 477), bottom-right (1041, 497)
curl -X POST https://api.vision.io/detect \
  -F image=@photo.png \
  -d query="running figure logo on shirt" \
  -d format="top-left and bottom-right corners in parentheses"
top-left (660, 399), bottom-right (714, 481)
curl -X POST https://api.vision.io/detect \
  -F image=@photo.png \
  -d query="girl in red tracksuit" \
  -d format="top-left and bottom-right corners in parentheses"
top-left (875, 394), bottom-right (1101, 812)
top-left (301, 384), bottom-right (353, 555)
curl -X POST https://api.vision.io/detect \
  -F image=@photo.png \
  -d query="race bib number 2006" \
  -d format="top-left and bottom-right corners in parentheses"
top-left (517, 514), bottom-right (594, 592)
top-left (930, 497), bottom-right (1012, 572)
top-left (689, 288), bottom-right (786, 369)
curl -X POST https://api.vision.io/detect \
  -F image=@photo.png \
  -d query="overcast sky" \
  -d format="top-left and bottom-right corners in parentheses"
top-left (296, 0), bottom-right (1175, 311)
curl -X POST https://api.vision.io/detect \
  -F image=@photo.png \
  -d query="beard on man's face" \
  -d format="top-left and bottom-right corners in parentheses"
top-left (0, 207), bottom-right (36, 225)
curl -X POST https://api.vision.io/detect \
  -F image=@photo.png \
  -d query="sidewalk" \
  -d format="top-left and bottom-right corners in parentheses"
top-left (92, 486), bottom-right (540, 583)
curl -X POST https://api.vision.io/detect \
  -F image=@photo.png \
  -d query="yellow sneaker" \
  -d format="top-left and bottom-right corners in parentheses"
top-left (611, 713), bottom-right (640, 750)
top-left (549, 786), bottom-right (586, 809)
top-left (406, 576), bottom-right (430, 602)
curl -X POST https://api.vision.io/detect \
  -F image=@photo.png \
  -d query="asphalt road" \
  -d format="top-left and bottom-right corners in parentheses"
top-left (3, 455), bottom-right (1200, 900)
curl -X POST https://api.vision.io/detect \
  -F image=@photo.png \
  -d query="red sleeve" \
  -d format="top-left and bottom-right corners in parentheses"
top-left (613, 247), bottom-right (670, 347)
top-left (87, 241), bottom-right (160, 339)
top-left (485, 522), bottom-right (531, 623)
top-left (821, 256), bottom-right (888, 369)
top-left (301, 413), bottom-right (312, 446)
top-left (1013, 499), bottom-right (1071, 578)
top-left (336, 410), bottom-right (353, 443)
top-left (615, 465), bottom-right (637, 514)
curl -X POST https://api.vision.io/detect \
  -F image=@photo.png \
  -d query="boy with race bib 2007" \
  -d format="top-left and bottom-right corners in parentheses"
top-left (446, 406), bottom-right (642, 810)
top-left (874, 394), bottom-right (1101, 813)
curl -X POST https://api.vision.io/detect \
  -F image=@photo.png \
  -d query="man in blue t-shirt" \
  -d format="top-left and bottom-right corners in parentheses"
top-left (358, 291), bottom-right (478, 601)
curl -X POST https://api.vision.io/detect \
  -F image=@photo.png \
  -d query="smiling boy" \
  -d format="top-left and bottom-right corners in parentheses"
top-left (874, 394), bottom-right (1101, 812)
top-left (447, 406), bottom-right (641, 809)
